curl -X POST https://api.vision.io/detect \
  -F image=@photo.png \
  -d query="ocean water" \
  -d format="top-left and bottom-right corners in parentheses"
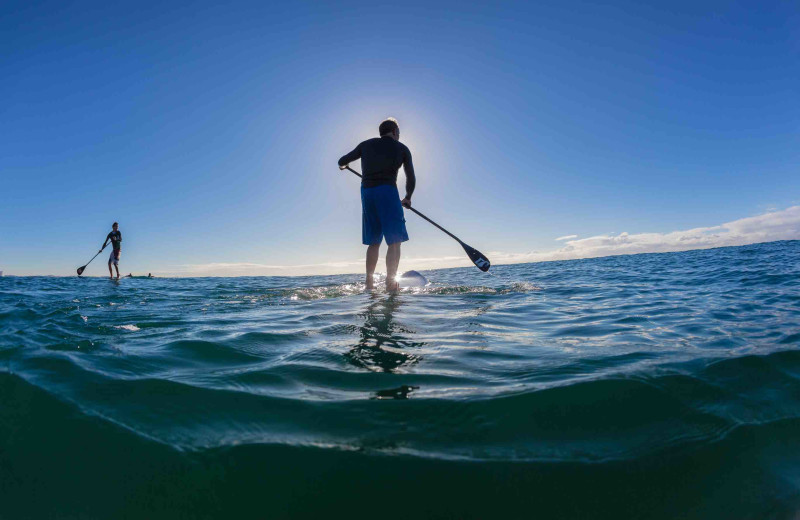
top-left (2, 240), bottom-right (799, 519)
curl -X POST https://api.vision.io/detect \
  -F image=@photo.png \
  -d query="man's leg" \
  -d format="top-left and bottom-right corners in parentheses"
top-left (114, 262), bottom-right (120, 279)
top-left (386, 242), bottom-right (401, 292)
top-left (108, 261), bottom-right (113, 279)
top-left (365, 243), bottom-right (380, 290)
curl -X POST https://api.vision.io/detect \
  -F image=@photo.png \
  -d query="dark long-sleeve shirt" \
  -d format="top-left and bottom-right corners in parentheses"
top-left (338, 136), bottom-right (416, 198)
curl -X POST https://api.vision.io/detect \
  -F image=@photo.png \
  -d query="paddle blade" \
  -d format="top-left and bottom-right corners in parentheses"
top-left (77, 266), bottom-right (86, 276)
top-left (461, 243), bottom-right (491, 272)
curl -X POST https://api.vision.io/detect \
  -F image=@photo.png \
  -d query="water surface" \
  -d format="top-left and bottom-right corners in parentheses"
top-left (2, 241), bottom-right (799, 518)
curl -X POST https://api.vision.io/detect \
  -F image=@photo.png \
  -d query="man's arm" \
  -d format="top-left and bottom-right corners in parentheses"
top-left (338, 143), bottom-right (362, 169)
top-left (100, 233), bottom-right (110, 252)
top-left (402, 148), bottom-right (416, 208)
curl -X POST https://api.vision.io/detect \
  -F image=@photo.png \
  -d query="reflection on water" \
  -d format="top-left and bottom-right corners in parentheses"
top-left (373, 385), bottom-right (419, 400)
top-left (345, 294), bottom-right (425, 373)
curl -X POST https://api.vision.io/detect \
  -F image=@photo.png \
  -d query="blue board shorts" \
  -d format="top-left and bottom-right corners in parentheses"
top-left (361, 184), bottom-right (409, 245)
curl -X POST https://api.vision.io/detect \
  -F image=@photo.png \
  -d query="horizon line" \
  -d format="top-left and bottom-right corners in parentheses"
top-left (4, 238), bottom-right (796, 279)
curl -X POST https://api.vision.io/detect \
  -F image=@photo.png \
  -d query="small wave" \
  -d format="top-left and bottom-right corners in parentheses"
top-left (289, 284), bottom-right (365, 300)
top-left (253, 283), bottom-right (367, 301)
top-left (114, 324), bottom-right (140, 332)
top-left (244, 281), bottom-right (543, 301)
top-left (422, 282), bottom-right (542, 295)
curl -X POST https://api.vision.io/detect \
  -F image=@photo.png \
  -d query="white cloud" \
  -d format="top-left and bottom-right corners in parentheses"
top-left (492, 205), bottom-right (800, 265)
top-left (169, 206), bottom-right (800, 276)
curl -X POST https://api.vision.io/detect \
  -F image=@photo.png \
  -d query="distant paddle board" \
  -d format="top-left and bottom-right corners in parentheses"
top-left (397, 270), bottom-right (428, 288)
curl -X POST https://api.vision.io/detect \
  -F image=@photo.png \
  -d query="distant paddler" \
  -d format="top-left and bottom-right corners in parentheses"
top-left (101, 222), bottom-right (122, 280)
top-left (338, 118), bottom-right (416, 292)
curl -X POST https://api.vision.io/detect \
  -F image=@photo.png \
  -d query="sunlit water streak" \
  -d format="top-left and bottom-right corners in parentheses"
top-left (1, 240), bottom-right (799, 518)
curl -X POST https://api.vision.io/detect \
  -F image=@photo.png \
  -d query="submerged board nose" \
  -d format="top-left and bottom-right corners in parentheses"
top-left (398, 270), bottom-right (428, 288)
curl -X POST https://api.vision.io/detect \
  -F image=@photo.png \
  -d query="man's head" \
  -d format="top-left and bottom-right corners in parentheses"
top-left (112, 222), bottom-right (118, 230)
top-left (379, 118), bottom-right (399, 140)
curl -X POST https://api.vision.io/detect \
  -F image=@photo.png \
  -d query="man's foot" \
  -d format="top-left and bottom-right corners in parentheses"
top-left (386, 280), bottom-right (399, 293)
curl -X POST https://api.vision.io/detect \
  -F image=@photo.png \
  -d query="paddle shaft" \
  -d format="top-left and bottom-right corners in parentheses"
top-left (78, 247), bottom-right (105, 274)
top-left (84, 249), bottom-right (103, 267)
top-left (343, 166), bottom-right (465, 245)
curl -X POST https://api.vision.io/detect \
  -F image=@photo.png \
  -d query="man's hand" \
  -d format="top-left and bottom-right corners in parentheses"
top-left (401, 197), bottom-right (412, 209)
top-left (339, 164), bottom-right (348, 170)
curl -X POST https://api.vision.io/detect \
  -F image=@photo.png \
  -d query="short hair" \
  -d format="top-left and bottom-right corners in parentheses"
top-left (113, 222), bottom-right (118, 227)
top-left (379, 118), bottom-right (399, 136)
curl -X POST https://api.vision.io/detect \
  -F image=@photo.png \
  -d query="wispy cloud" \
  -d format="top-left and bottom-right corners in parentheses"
top-left (168, 206), bottom-right (800, 276)
top-left (492, 205), bottom-right (800, 265)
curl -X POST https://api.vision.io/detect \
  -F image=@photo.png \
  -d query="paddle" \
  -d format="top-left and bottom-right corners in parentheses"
top-left (77, 247), bottom-right (104, 276)
top-left (341, 166), bottom-right (491, 272)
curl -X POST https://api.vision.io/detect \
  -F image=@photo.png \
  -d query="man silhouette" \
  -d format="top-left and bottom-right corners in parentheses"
top-left (338, 118), bottom-right (416, 291)
top-left (101, 222), bottom-right (122, 280)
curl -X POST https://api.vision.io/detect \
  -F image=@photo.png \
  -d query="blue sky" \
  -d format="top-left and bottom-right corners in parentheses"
top-left (1, 0), bottom-right (798, 276)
